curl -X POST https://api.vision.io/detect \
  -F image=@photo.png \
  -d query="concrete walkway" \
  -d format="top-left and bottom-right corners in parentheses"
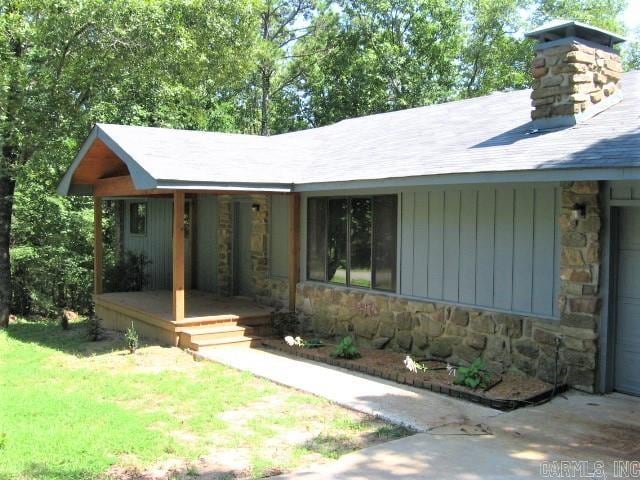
top-left (197, 347), bottom-right (500, 431)
top-left (198, 348), bottom-right (640, 479)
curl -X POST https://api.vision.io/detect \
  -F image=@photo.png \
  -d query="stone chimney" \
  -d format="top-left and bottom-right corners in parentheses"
top-left (525, 20), bottom-right (626, 128)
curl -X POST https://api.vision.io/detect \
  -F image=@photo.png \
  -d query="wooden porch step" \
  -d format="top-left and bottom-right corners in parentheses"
top-left (190, 336), bottom-right (264, 351)
top-left (176, 314), bottom-right (272, 329)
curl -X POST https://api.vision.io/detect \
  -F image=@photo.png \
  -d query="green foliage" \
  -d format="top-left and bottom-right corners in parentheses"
top-left (272, 309), bottom-right (300, 336)
top-left (86, 315), bottom-right (102, 342)
top-left (105, 251), bottom-right (151, 293)
top-left (125, 322), bottom-right (139, 354)
top-left (1, 0), bottom-right (630, 324)
top-left (454, 357), bottom-right (491, 390)
top-left (305, 337), bottom-right (325, 348)
top-left (331, 335), bottom-right (361, 359)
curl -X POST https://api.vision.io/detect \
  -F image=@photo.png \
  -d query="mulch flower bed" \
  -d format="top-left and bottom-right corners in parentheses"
top-left (261, 339), bottom-right (565, 411)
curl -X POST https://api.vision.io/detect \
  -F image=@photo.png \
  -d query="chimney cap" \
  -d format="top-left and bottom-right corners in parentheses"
top-left (525, 20), bottom-right (626, 47)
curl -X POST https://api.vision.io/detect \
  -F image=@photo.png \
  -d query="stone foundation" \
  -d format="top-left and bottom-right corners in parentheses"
top-left (295, 182), bottom-right (602, 391)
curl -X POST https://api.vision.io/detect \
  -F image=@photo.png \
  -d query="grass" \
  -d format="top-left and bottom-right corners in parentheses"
top-left (0, 319), bottom-right (411, 480)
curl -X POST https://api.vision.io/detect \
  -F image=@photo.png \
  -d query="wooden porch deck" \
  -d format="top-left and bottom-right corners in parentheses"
top-left (95, 290), bottom-right (275, 350)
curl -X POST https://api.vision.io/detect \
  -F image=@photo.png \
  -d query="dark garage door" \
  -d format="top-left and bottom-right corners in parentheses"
top-left (615, 207), bottom-right (640, 395)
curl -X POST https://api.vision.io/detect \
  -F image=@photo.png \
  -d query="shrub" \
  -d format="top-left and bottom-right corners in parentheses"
top-left (272, 309), bottom-right (299, 336)
top-left (105, 251), bottom-right (150, 293)
top-left (125, 322), bottom-right (139, 354)
top-left (454, 357), bottom-right (491, 390)
top-left (331, 336), bottom-right (361, 359)
top-left (86, 316), bottom-right (103, 342)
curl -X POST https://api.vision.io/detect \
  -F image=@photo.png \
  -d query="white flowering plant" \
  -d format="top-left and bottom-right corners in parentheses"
top-left (284, 336), bottom-right (305, 347)
top-left (403, 355), bottom-right (428, 374)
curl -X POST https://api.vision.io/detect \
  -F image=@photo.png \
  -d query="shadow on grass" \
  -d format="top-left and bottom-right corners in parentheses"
top-left (0, 463), bottom-right (95, 480)
top-left (301, 424), bottom-right (412, 460)
top-left (4, 319), bottom-right (167, 358)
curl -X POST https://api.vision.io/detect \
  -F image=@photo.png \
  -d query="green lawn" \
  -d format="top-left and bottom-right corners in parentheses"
top-left (0, 320), bottom-right (410, 480)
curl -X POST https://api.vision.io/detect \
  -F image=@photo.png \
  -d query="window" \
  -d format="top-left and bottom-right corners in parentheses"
top-left (307, 195), bottom-right (397, 291)
top-left (129, 202), bottom-right (147, 235)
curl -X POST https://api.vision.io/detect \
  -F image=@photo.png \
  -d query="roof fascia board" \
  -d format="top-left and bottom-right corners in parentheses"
top-left (56, 124), bottom-right (159, 196)
top-left (293, 167), bottom-right (640, 192)
top-left (154, 180), bottom-right (293, 193)
top-left (56, 127), bottom-right (99, 195)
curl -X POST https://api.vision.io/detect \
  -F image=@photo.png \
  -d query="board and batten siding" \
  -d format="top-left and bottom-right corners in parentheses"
top-left (123, 198), bottom-right (173, 290)
top-left (400, 184), bottom-right (560, 318)
top-left (269, 194), bottom-right (290, 278)
top-left (194, 194), bottom-right (218, 292)
top-left (123, 195), bottom-right (219, 292)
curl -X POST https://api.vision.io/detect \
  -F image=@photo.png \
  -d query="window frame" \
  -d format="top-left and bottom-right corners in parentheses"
top-left (129, 201), bottom-right (147, 236)
top-left (306, 194), bottom-right (397, 293)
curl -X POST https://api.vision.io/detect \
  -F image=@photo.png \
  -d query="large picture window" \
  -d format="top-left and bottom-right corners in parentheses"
top-left (307, 195), bottom-right (397, 291)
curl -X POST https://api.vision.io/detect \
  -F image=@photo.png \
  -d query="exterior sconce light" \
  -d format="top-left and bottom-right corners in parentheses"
top-left (252, 204), bottom-right (260, 212)
top-left (570, 203), bottom-right (586, 221)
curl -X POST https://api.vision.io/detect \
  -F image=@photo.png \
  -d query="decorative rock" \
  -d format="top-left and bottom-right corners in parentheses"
top-left (464, 333), bottom-right (486, 350)
top-left (396, 330), bottom-right (413, 351)
top-left (430, 337), bottom-right (458, 359)
top-left (513, 354), bottom-right (536, 377)
top-left (484, 336), bottom-right (506, 361)
top-left (372, 336), bottom-right (391, 350)
top-left (454, 344), bottom-right (480, 364)
top-left (412, 330), bottom-right (429, 350)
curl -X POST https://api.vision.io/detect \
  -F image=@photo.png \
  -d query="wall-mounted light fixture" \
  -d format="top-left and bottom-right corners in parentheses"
top-left (252, 204), bottom-right (260, 212)
top-left (570, 203), bottom-right (586, 221)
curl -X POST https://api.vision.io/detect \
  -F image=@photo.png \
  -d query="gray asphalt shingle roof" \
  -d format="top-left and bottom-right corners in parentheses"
top-left (61, 70), bottom-right (640, 193)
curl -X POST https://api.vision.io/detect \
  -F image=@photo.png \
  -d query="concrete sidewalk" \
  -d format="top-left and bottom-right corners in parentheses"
top-left (275, 392), bottom-right (640, 479)
top-left (197, 347), bottom-right (500, 431)
top-left (198, 347), bottom-right (640, 479)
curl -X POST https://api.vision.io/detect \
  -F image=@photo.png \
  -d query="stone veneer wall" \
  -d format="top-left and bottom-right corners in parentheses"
top-left (531, 40), bottom-right (623, 120)
top-left (296, 182), bottom-right (603, 391)
top-left (217, 194), bottom-right (289, 307)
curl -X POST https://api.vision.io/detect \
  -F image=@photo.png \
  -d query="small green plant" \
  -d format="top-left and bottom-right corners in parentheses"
top-left (331, 336), bottom-right (361, 359)
top-left (454, 357), bottom-right (491, 390)
top-left (305, 338), bottom-right (325, 349)
top-left (86, 315), bottom-right (103, 342)
top-left (125, 322), bottom-right (139, 354)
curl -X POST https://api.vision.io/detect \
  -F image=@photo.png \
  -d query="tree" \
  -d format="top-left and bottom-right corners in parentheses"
top-left (0, 0), bottom-right (259, 326)
top-left (257, 0), bottom-right (317, 135)
top-left (294, 0), bottom-right (464, 127)
top-left (459, 0), bottom-right (534, 97)
top-left (531, 0), bottom-right (626, 33)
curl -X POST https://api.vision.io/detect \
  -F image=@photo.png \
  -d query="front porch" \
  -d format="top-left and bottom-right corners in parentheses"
top-left (95, 290), bottom-right (276, 350)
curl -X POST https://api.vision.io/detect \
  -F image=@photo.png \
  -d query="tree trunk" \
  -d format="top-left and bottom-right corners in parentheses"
top-left (261, 70), bottom-right (271, 136)
top-left (0, 174), bottom-right (16, 328)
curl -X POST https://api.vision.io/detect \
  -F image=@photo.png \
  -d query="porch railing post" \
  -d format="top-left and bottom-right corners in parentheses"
top-left (94, 195), bottom-right (103, 295)
top-left (173, 191), bottom-right (185, 321)
top-left (288, 193), bottom-right (300, 311)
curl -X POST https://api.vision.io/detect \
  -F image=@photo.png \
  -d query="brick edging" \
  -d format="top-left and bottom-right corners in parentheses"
top-left (261, 341), bottom-right (565, 411)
